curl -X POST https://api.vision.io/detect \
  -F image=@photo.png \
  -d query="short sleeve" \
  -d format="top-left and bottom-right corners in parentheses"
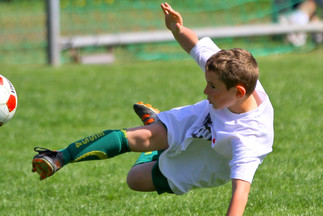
top-left (230, 157), bottom-right (262, 183)
top-left (189, 37), bottom-right (221, 73)
top-left (229, 138), bottom-right (268, 183)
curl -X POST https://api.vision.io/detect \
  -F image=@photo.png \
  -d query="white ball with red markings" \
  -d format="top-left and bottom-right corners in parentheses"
top-left (0, 75), bottom-right (18, 126)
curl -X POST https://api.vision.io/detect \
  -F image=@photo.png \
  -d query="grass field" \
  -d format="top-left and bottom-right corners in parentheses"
top-left (0, 47), bottom-right (322, 215)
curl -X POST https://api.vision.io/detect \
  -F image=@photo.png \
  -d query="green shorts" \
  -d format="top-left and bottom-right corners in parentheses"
top-left (133, 150), bottom-right (173, 195)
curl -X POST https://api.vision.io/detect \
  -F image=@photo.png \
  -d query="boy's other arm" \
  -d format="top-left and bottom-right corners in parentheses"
top-left (161, 2), bottom-right (199, 54)
top-left (226, 179), bottom-right (251, 216)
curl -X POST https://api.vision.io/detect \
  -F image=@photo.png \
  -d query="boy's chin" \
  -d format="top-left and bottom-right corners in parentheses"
top-left (210, 102), bottom-right (225, 110)
top-left (208, 101), bottom-right (218, 109)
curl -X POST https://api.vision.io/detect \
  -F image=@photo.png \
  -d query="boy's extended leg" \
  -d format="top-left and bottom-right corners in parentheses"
top-left (32, 122), bottom-right (168, 180)
top-left (32, 129), bottom-right (129, 180)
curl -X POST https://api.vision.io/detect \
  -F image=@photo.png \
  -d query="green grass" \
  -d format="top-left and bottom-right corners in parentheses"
top-left (0, 47), bottom-right (322, 215)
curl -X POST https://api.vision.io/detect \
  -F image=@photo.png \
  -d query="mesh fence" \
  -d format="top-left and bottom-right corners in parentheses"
top-left (0, 0), bottom-right (317, 64)
top-left (0, 0), bottom-right (46, 64)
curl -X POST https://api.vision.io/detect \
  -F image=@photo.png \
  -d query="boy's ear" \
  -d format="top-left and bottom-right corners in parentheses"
top-left (236, 85), bottom-right (246, 98)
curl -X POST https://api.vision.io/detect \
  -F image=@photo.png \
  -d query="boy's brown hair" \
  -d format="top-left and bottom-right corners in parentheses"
top-left (205, 48), bottom-right (259, 95)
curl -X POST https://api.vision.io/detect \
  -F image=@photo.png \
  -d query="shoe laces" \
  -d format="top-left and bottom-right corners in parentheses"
top-left (34, 147), bottom-right (58, 157)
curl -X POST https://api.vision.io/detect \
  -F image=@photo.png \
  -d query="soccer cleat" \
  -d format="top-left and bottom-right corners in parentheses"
top-left (133, 102), bottom-right (160, 125)
top-left (32, 147), bottom-right (64, 180)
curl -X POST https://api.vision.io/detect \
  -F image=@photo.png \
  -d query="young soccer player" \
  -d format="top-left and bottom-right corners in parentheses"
top-left (32, 3), bottom-right (274, 215)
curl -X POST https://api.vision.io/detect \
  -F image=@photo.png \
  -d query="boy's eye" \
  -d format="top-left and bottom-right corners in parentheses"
top-left (206, 82), bottom-right (216, 89)
top-left (209, 84), bottom-right (216, 89)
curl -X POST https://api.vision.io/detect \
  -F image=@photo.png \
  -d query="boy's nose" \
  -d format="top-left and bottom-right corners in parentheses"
top-left (203, 85), bottom-right (209, 96)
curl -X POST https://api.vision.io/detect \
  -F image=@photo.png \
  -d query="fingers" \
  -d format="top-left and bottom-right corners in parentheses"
top-left (161, 3), bottom-right (182, 20)
top-left (161, 2), bottom-right (183, 32)
top-left (161, 2), bottom-right (175, 15)
top-left (161, 3), bottom-right (169, 15)
top-left (161, 2), bottom-right (178, 15)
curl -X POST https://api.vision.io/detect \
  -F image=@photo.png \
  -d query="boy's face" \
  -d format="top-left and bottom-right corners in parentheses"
top-left (204, 71), bottom-right (238, 110)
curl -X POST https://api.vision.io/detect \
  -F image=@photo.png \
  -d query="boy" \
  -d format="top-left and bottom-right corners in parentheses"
top-left (32, 3), bottom-right (274, 215)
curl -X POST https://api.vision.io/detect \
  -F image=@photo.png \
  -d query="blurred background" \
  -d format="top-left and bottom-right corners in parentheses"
top-left (0, 0), bottom-right (322, 65)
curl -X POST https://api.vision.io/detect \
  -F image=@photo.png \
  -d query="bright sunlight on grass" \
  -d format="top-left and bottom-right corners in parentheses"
top-left (0, 48), bottom-right (322, 215)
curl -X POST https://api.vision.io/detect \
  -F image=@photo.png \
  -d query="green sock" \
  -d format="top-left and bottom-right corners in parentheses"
top-left (59, 130), bottom-right (130, 165)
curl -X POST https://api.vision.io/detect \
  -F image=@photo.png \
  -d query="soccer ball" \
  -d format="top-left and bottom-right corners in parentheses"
top-left (0, 75), bottom-right (18, 126)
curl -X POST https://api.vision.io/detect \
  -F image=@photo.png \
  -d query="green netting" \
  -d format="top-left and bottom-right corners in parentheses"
top-left (60, 0), bottom-right (294, 35)
top-left (0, 0), bottom-right (318, 64)
top-left (0, 0), bottom-right (46, 64)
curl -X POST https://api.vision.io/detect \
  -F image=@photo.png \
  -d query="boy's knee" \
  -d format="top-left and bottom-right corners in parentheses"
top-left (126, 163), bottom-right (156, 192)
top-left (126, 168), bottom-right (139, 191)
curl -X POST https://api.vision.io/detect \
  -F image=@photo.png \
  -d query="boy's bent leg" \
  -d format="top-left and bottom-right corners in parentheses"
top-left (127, 161), bottom-right (156, 192)
top-left (127, 160), bottom-right (173, 194)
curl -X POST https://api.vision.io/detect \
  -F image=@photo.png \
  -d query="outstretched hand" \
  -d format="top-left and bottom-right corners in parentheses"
top-left (161, 2), bottom-right (183, 33)
top-left (160, 2), bottom-right (198, 53)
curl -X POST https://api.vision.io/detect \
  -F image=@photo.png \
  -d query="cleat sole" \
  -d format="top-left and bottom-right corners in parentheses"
top-left (32, 158), bottom-right (54, 180)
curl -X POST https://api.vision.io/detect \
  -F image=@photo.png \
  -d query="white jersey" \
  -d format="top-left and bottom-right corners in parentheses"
top-left (157, 37), bottom-right (274, 195)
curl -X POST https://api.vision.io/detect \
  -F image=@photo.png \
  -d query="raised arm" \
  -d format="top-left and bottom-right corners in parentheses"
top-left (161, 2), bottom-right (199, 54)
